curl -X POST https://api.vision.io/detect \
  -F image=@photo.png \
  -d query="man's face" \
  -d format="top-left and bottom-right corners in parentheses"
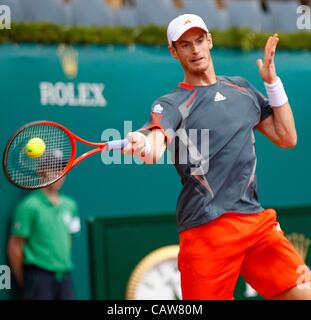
top-left (49, 175), bottom-right (65, 191)
top-left (170, 28), bottom-right (213, 76)
top-left (40, 170), bottom-right (66, 192)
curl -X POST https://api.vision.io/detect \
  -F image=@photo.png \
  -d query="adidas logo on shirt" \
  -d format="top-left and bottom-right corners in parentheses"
top-left (214, 92), bottom-right (226, 102)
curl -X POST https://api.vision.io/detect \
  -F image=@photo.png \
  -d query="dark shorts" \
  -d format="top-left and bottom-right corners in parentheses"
top-left (22, 265), bottom-right (75, 300)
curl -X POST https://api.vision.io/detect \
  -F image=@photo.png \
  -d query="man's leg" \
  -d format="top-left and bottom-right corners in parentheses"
top-left (22, 265), bottom-right (55, 300)
top-left (56, 274), bottom-right (75, 300)
top-left (273, 285), bottom-right (311, 300)
top-left (179, 251), bottom-right (244, 300)
top-left (240, 209), bottom-right (311, 300)
top-left (178, 215), bottom-right (247, 300)
top-left (273, 263), bottom-right (311, 299)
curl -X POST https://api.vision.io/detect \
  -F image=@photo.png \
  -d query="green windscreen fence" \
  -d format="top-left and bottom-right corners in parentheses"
top-left (0, 44), bottom-right (310, 299)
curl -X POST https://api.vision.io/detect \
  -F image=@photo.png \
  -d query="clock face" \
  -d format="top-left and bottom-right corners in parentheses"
top-left (126, 245), bottom-right (182, 300)
top-left (135, 258), bottom-right (182, 300)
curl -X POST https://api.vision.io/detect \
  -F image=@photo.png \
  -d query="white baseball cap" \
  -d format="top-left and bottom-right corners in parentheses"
top-left (167, 14), bottom-right (209, 47)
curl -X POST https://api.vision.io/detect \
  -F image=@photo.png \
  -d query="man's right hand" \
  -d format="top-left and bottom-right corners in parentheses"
top-left (123, 132), bottom-right (150, 157)
top-left (123, 129), bottom-right (167, 164)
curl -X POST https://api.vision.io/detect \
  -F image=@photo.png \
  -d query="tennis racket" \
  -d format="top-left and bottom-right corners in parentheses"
top-left (3, 120), bottom-right (129, 189)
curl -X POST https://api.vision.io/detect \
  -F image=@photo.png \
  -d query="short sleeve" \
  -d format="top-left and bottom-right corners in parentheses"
top-left (11, 201), bottom-right (35, 238)
top-left (139, 98), bottom-right (182, 144)
top-left (244, 79), bottom-right (273, 122)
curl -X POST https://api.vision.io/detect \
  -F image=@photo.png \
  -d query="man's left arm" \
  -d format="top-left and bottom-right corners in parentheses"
top-left (255, 34), bottom-right (297, 148)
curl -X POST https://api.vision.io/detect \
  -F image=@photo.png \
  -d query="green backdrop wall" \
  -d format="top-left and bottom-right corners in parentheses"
top-left (0, 44), bottom-right (310, 299)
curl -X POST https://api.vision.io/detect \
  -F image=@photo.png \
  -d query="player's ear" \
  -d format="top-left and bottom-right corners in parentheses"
top-left (207, 32), bottom-right (213, 50)
top-left (169, 45), bottom-right (179, 60)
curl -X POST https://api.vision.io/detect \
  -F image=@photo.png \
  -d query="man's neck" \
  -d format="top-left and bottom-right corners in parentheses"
top-left (42, 189), bottom-right (60, 206)
top-left (183, 64), bottom-right (217, 86)
top-left (184, 74), bottom-right (217, 86)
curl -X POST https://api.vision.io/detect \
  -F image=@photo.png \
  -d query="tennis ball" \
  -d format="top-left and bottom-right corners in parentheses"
top-left (25, 138), bottom-right (46, 158)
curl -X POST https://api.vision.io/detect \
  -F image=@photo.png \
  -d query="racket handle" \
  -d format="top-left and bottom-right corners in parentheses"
top-left (107, 138), bottom-right (129, 150)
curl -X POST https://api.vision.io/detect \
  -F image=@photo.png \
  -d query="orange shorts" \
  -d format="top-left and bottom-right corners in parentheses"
top-left (178, 208), bottom-right (306, 300)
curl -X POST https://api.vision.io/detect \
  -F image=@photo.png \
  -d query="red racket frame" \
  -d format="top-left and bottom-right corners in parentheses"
top-left (3, 120), bottom-right (113, 189)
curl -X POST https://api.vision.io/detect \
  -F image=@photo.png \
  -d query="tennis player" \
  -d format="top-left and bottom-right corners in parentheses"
top-left (124, 14), bottom-right (311, 300)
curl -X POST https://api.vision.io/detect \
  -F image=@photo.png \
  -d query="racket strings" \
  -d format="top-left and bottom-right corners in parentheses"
top-left (6, 124), bottom-right (73, 188)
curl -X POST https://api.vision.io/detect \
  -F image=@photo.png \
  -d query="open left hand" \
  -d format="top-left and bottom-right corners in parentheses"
top-left (256, 33), bottom-right (279, 84)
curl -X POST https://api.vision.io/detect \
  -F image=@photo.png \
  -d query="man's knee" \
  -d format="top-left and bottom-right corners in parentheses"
top-left (272, 283), bottom-right (311, 300)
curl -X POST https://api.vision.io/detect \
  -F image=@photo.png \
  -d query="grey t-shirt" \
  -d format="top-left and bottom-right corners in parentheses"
top-left (141, 76), bottom-right (273, 232)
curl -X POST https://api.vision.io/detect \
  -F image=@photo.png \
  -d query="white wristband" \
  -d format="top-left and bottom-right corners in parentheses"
top-left (264, 77), bottom-right (288, 108)
top-left (136, 132), bottom-right (152, 155)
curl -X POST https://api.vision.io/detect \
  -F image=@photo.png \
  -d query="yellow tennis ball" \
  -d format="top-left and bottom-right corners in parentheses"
top-left (25, 138), bottom-right (46, 158)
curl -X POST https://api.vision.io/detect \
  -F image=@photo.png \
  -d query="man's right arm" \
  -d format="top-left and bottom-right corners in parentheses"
top-left (7, 236), bottom-right (26, 287)
top-left (124, 128), bottom-right (167, 164)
